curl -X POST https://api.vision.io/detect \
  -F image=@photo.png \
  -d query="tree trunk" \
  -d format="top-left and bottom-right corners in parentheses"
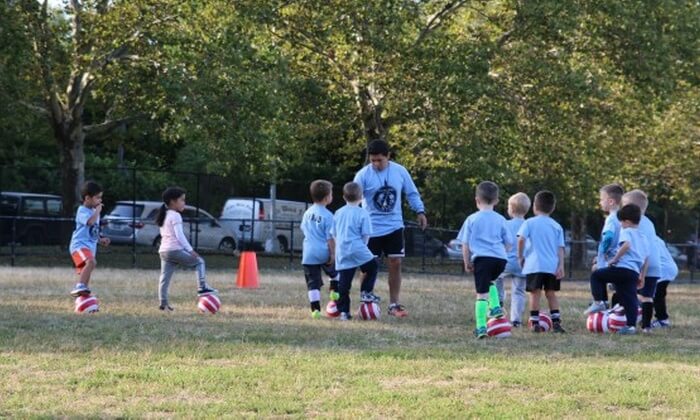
top-left (57, 123), bottom-right (85, 216)
top-left (570, 211), bottom-right (588, 271)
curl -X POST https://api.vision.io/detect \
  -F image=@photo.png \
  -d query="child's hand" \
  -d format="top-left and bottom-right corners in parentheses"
top-left (190, 250), bottom-right (200, 258)
top-left (95, 203), bottom-right (104, 214)
top-left (518, 257), bottom-right (525, 269)
top-left (99, 237), bottom-right (110, 246)
top-left (465, 262), bottom-right (474, 272)
top-left (637, 276), bottom-right (644, 288)
top-left (556, 267), bottom-right (564, 279)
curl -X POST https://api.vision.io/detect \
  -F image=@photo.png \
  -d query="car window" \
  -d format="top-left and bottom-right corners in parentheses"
top-left (145, 209), bottom-right (159, 220)
top-left (0, 195), bottom-right (19, 216)
top-left (22, 198), bottom-right (45, 215)
top-left (109, 204), bottom-right (145, 218)
top-left (46, 199), bottom-right (62, 216)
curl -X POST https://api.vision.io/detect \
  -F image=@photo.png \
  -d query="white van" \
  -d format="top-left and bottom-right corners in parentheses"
top-left (220, 198), bottom-right (310, 252)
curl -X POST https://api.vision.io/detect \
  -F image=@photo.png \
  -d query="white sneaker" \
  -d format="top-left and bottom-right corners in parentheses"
top-left (339, 312), bottom-right (352, 321)
top-left (584, 301), bottom-right (607, 315)
top-left (360, 291), bottom-right (381, 303)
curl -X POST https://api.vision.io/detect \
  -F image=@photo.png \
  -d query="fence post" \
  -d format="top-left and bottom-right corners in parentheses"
top-left (131, 166), bottom-right (137, 269)
top-left (421, 227), bottom-right (426, 273)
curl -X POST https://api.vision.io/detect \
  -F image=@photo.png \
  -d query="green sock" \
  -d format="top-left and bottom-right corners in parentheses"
top-left (488, 284), bottom-right (500, 309)
top-left (475, 299), bottom-right (488, 329)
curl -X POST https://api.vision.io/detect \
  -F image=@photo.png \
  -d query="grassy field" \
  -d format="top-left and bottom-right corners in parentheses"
top-left (1, 267), bottom-right (700, 418)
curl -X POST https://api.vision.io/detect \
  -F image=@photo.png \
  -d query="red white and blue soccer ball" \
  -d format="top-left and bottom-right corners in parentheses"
top-left (74, 295), bottom-right (100, 314)
top-left (358, 302), bottom-right (381, 320)
top-left (487, 318), bottom-right (512, 338)
top-left (528, 313), bottom-right (553, 331)
top-left (607, 305), bottom-right (642, 332)
top-left (197, 293), bottom-right (221, 314)
top-left (586, 311), bottom-right (609, 333)
top-left (326, 300), bottom-right (340, 318)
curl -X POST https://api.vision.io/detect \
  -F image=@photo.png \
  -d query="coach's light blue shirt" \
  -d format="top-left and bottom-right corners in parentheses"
top-left (69, 205), bottom-right (100, 254)
top-left (301, 204), bottom-right (334, 265)
top-left (331, 204), bottom-right (374, 270)
top-left (638, 215), bottom-right (661, 278)
top-left (517, 215), bottom-right (565, 275)
top-left (457, 210), bottom-right (512, 261)
top-left (656, 236), bottom-right (678, 281)
top-left (504, 218), bottom-right (525, 276)
top-left (615, 227), bottom-right (650, 274)
top-left (354, 162), bottom-right (425, 237)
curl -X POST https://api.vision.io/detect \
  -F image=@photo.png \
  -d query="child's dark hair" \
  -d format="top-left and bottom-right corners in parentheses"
top-left (600, 183), bottom-right (624, 204)
top-left (534, 190), bottom-right (556, 214)
top-left (617, 203), bottom-right (641, 225)
top-left (343, 182), bottom-right (362, 202)
top-left (310, 180), bottom-right (333, 203)
top-left (81, 181), bottom-right (103, 200)
top-left (156, 187), bottom-right (186, 227)
top-left (367, 139), bottom-right (390, 156)
top-left (475, 181), bottom-right (499, 204)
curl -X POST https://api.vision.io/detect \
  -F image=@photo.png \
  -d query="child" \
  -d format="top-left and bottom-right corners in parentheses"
top-left (300, 180), bottom-right (340, 319)
top-left (653, 236), bottom-right (678, 328)
top-left (69, 181), bottom-right (110, 297)
top-left (517, 191), bottom-right (566, 333)
top-left (595, 184), bottom-right (624, 270)
top-left (331, 182), bottom-right (379, 321)
top-left (156, 187), bottom-right (217, 311)
top-left (585, 204), bottom-right (650, 335)
top-left (621, 190), bottom-right (661, 333)
top-left (458, 181), bottom-right (512, 339)
top-left (495, 192), bottom-right (531, 327)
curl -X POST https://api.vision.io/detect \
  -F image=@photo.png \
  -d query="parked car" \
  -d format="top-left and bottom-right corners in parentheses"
top-left (666, 244), bottom-right (688, 266)
top-left (446, 239), bottom-right (463, 260)
top-left (403, 222), bottom-right (448, 258)
top-left (0, 192), bottom-right (67, 246)
top-left (220, 198), bottom-right (309, 252)
top-left (102, 201), bottom-right (237, 251)
top-left (564, 231), bottom-right (598, 260)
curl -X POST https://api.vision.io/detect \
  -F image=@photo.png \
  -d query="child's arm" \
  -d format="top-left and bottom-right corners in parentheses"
top-left (639, 257), bottom-right (649, 287)
top-left (86, 204), bottom-right (103, 226)
top-left (517, 236), bottom-right (526, 268)
top-left (462, 244), bottom-right (473, 272)
top-left (607, 241), bottom-right (630, 266)
top-left (556, 246), bottom-right (565, 279)
top-left (326, 238), bottom-right (335, 266)
top-left (172, 217), bottom-right (194, 253)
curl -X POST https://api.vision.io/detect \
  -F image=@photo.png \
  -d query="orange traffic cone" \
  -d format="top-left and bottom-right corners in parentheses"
top-left (236, 251), bottom-right (259, 288)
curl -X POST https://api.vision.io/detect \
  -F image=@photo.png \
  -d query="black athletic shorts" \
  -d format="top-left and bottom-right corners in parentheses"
top-left (368, 228), bottom-right (405, 258)
top-left (526, 272), bottom-right (560, 292)
top-left (473, 257), bottom-right (507, 294)
top-left (302, 264), bottom-right (338, 290)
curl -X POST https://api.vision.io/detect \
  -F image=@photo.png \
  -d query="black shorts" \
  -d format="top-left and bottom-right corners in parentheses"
top-left (302, 264), bottom-right (338, 290)
top-left (526, 273), bottom-right (560, 292)
top-left (368, 228), bottom-right (405, 258)
top-left (637, 276), bottom-right (659, 298)
top-left (473, 257), bottom-right (506, 294)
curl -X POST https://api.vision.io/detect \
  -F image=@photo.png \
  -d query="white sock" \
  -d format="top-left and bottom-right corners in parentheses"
top-left (308, 289), bottom-right (320, 303)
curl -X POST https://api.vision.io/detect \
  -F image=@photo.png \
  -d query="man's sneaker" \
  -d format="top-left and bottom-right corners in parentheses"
top-left (552, 323), bottom-right (566, 333)
top-left (311, 309), bottom-right (322, 319)
top-left (532, 324), bottom-right (545, 333)
top-left (197, 285), bottom-right (218, 296)
top-left (329, 291), bottom-right (340, 301)
top-left (360, 291), bottom-right (381, 303)
top-left (651, 319), bottom-right (671, 329)
top-left (388, 303), bottom-right (408, 318)
top-left (617, 326), bottom-right (636, 335)
top-left (473, 327), bottom-right (488, 339)
top-left (584, 301), bottom-right (607, 315)
top-left (488, 306), bottom-right (505, 319)
top-left (159, 304), bottom-right (174, 312)
top-left (339, 312), bottom-right (352, 321)
top-left (70, 283), bottom-right (90, 297)
top-left (511, 321), bottom-right (522, 328)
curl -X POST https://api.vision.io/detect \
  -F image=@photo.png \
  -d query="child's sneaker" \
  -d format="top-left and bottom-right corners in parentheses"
top-left (511, 321), bottom-right (522, 328)
top-left (360, 291), bottom-right (381, 303)
top-left (329, 291), bottom-right (340, 301)
top-left (339, 312), bottom-right (352, 321)
top-left (531, 324), bottom-right (545, 333)
top-left (488, 306), bottom-right (505, 319)
top-left (197, 285), bottom-right (218, 296)
top-left (617, 326), bottom-right (636, 335)
top-left (584, 301), bottom-right (607, 314)
top-left (552, 323), bottom-right (566, 333)
top-left (473, 327), bottom-right (487, 339)
top-left (641, 327), bottom-right (653, 334)
top-left (651, 319), bottom-right (670, 328)
top-left (311, 309), bottom-right (322, 319)
top-left (159, 304), bottom-right (174, 312)
top-left (70, 283), bottom-right (90, 297)
top-left (388, 303), bottom-right (408, 318)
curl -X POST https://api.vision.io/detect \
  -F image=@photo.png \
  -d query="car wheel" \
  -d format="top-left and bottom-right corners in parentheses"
top-left (277, 236), bottom-right (289, 253)
top-left (218, 237), bottom-right (236, 253)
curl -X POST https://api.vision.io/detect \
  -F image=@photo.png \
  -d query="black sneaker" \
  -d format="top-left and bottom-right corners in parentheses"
top-left (532, 324), bottom-right (545, 333)
top-left (512, 321), bottom-right (522, 328)
top-left (197, 286), bottom-right (218, 296)
top-left (552, 323), bottom-right (566, 333)
top-left (159, 304), bottom-right (174, 312)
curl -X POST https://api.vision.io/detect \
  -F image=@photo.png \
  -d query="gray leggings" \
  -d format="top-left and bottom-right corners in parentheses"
top-left (158, 250), bottom-right (206, 305)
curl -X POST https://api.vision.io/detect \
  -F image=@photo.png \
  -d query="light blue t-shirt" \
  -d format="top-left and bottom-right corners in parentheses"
top-left (353, 161), bottom-right (425, 237)
top-left (331, 204), bottom-right (375, 271)
top-left (596, 210), bottom-right (622, 269)
top-left (517, 215), bottom-right (565, 275)
top-left (615, 227), bottom-right (650, 274)
top-left (457, 210), bottom-right (512, 262)
top-left (69, 205), bottom-right (100, 254)
top-left (639, 216), bottom-right (661, 278)
top-left (656, 236), bottom-right (678, 281)
top-left (504, 218), bottom-right (525, 276)
top-left (301, 204), bottom-right (334, 265)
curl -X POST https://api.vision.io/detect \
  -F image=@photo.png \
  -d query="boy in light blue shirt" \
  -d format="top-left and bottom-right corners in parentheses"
top-left (517, 191), bottom-right (566, 333)
top-left (586, 204), bottom-right (650, 335)
top-left (457, 181), bottom-right (512, 339)
top-left (595, 183), bottom-right (624, 270)
top-left (300, 180), bottom-right (339, 319)
top-left (653, 236), bottom-right (678, 328)
top-left (331, 182), bottom-right (379, 321)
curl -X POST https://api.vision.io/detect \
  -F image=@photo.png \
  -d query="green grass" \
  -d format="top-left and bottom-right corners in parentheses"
top-left (1, 267), bottom-right (700, 418)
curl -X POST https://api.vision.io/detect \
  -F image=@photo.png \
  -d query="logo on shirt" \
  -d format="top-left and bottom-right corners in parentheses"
top-left (373, 185), bottom-right (397, 213)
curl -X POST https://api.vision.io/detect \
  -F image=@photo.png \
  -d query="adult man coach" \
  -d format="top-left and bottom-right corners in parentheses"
top-left (354, 139), bottom-right (427, 318)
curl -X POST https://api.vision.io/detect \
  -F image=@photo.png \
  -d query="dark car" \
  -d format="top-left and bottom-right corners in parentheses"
top-left (0, 192), bottom-right (68, 246)
top-left (404, 222), bottom-right (448, 258)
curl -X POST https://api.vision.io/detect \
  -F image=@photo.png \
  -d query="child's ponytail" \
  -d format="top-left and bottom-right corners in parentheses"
top-left (156, 187), bottom-right (186, 227)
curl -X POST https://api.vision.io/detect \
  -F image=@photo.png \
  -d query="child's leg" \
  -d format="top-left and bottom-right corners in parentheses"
top-left (545, 290), bottom-right (560, 325)
top-left (79, 258), bottom-right (96, 286)
top-left (488, 258), bottom-right (507, 310)
top-left (526, 274), bottom-right (541, 326)
top-left (303, 265), bottom-right (323, 312)
top-left (589, 269), bottom-right (611, 303)
top-left (510, 276), bottom-right (527, 324)
top-left (472, 258), bottom-right (491, 330)
top-left (158, 254), bottom-right (177, 306)
top-left (654, 280), bottom-right (670, 321)
top-left (495, 276), bottom-right (505, 308)
top-left (638, 277), bottom-right (658, 329)
top-left (170, 250), bottom-right (208, 289)
top-left (359, 259), bottom-right (378, 293)
top-left (337, 268), bottom-right (356, 314)
top-left (322, 265), bottom-right (339, 299)
top-left (614, 275), bottom-right (639, 328)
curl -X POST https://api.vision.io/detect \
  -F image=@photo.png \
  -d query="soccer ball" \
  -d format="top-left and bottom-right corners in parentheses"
top-left (487, 318), bottom-right (512, 338)
top-left (586, 311), bottom-right (609, 333)
top-left (197, 293), bottom-right (221, 314)
top-left (74, 295), bottom-right (99, 314)
top-left (357, 302), bottom-right (381, 320)
top-left (326, 300), bottom-right (340, 318)
top-left (608, 305), bottom-right (643, 331)
top-left (528, 313), bottom-right (553, 331)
